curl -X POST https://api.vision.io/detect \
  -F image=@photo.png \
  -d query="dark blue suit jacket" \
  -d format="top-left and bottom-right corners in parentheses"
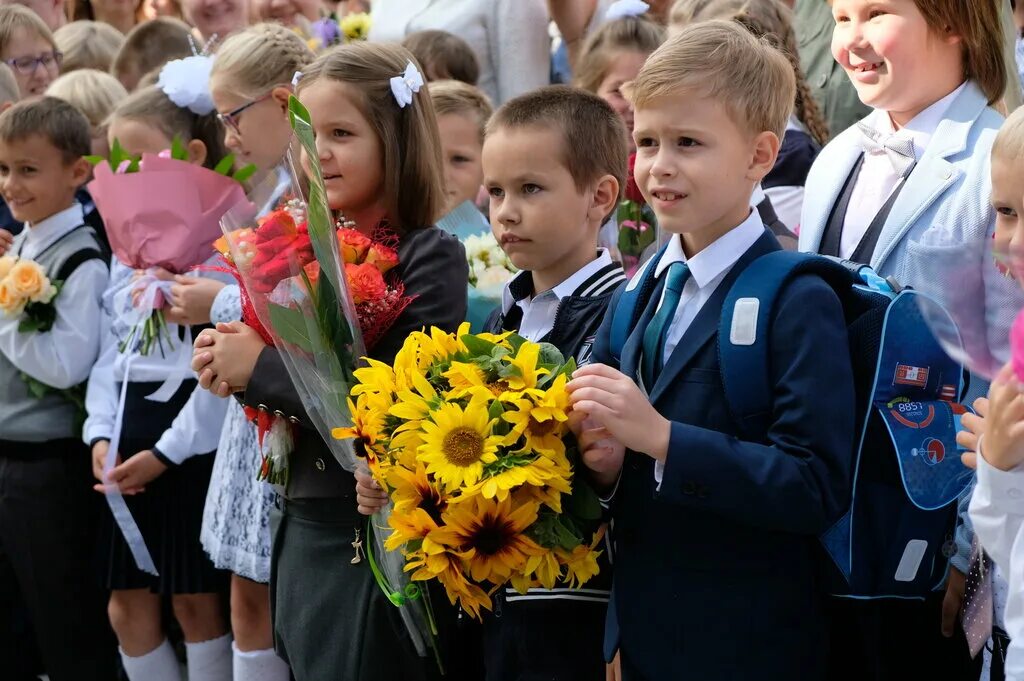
top-left (594, 230), bottom-right (855, 680)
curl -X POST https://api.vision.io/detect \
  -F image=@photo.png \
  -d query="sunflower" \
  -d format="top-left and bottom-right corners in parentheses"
top-left (512, 549), bottom-right (562, 592)
top-left (443, 361), bottom-right (518, 403)
top-left (502, 396), bottom-right (570, 459)
top-left (388, 370), bottom-right (440, 422)
top-left (431, 495), bottom-right (544, 584)
top-left (434, 564), bottom-right (492, 619)
top-left (451, 455), bottom-right (566, 504)
top-left (351, 358), bottom-right (400, 397)
top-left (387, 463), bottom-right (448, 519)
top-left (384, 507), bottom-right (446, 553)
top-left (557, 526), bottom-right (606, 588)
top-left (418, 398), bottom-right (501, 490)
top-left (502, 343), bottom-right (549, 394)
top-left (332, 392), bottom-right (390, 458)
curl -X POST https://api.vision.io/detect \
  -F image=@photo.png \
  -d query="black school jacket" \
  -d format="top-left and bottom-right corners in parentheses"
top-left (242, 226), bottom-right (469, 506)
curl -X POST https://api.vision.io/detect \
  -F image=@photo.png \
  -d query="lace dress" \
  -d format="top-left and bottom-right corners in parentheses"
top-left (199, 284), bottom-right (275, 583)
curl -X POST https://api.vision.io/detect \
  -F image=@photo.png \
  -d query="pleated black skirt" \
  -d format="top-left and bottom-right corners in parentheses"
top-left (99, 380), bottom-right (229, 595)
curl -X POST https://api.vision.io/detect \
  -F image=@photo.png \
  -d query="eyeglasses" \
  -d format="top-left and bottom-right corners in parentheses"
top-left (217, 93), bottom-right (274, 135)
top-left (4, 51), bottom-right (62, 76)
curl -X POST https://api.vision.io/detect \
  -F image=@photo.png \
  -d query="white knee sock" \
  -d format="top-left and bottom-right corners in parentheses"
top-left (120, 639), bottom-right (180, 681)
top-left (185, 632), bottom-right (233, 681)
top-left (233, 642), bottom-right (291, 681)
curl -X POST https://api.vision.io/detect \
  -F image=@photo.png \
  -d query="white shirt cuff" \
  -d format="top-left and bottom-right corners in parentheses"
top-left (976, 441), bottom-right (1024, 513)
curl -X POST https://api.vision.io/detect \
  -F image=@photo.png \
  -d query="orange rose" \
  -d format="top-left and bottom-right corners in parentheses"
top-left (337, 229), bottom-right (372, 264)
top-left (364, 243), bottom-right (399, 274)
top-left (345, 262), bottom-right (386, 304)
top-left (0, 280), bottom-right (24, 315)
top-left (9, 260), bottom-right (48, 300)
top-left (0, 255), bottom-right (16, 280)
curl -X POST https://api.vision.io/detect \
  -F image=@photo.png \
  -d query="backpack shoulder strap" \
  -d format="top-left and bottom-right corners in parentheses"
top-left (608, 243), bottom-right (670, 361)
top-left (56, 247), bottom-right (107, 282)
top-left (718, 251), bottom-right (872, 438)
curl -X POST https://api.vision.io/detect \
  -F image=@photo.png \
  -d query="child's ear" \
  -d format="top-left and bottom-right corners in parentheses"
top-left (589, 174), bottom-right (620, 225)
top-left (746, 131), bottom-right (781, 184)
top-left (187, 139), bottom-right (208, 167)
top-left (272, 86), bottom-right (292, 112)
top-left (69, 156), bottom-right (92, 187)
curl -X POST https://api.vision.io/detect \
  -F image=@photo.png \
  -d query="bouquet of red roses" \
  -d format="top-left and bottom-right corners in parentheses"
top-left (215, 101), bottom-right (413, 485)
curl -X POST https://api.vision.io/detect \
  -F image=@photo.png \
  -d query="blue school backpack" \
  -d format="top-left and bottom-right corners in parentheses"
top-left (608, 247), bottom-right (975, 599)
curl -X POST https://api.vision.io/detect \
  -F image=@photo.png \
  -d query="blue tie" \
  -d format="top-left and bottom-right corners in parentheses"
top-left (642, 262), bottom-right (690, 386)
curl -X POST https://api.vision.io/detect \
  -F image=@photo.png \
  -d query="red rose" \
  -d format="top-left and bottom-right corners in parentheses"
top-left (625, 152), bottom-right (645, 204)
top-left (249, 211), bottom-right (315, 293)
top-left (364, 243), bottom-right (399, 274)
top-left (337, 228), bottom-right (372, 264)
top-left (345, 262), bottom-right (387, 304)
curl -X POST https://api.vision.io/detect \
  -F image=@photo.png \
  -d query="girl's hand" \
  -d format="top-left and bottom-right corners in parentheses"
top-left (355, 469), bottom-right (388, 516)
top-left (981, 364), bottom-right (1024, 472)
top-left (568, 408), bottom-right (625, 493)
top-left (191, 321), bottom-right (266, 397)
top-left (165, 276), bottom-right (226, 326)
top-left (92, 439), bottom-right (112, 482)
top-left (0, 228), bottom-right (12, 256)
top-left (94, 450), bottom-right (166, 495)
top-left (956, 397), bottom-right (989, 469)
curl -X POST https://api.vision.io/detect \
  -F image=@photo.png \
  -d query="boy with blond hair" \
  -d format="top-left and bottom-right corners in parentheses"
top-left (566, 21), bottom-right (856, 680)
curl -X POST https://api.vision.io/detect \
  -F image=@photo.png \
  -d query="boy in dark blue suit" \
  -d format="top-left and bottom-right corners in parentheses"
top-left (567, 21), bottom-right (857, 681)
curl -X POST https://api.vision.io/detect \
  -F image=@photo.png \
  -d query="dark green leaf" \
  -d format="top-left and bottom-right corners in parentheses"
top-left (171, 135), bottom-right (189, 162)
top-left (487, 398), bottom-right (505, 422)
top-left (461, 334), bottom-right (497, 358)
top-left (267, 303), bottom-right (314, 352)
top-left (536, 342), bottom-right (564, 369)
top-left (564, 477), bottom-right (602, 522)
top-left (507, 333), bottom-right (527, 355)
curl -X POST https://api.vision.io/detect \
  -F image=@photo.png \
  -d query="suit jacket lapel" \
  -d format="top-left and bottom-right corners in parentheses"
top-left (649, 231), bottom-right (780, 405)
top-left (801, 137), bottom-right (864, 254)
top-left (871, 82), bottom-right (986, 271)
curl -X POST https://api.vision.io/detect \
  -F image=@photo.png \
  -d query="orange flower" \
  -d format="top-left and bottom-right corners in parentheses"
top-left (345, 262), bottom-right (386, 304)
top-left (337, 228), bottom-right (372, 264)
top-left (365, 243), bottom-right (399, 274)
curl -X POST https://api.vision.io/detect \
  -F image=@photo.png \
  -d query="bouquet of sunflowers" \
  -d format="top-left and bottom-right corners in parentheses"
top-left (335, 325), bottom-right (605, 621)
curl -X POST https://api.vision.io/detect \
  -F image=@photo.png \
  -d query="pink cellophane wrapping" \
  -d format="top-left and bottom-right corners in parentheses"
top-left (89, 154), bottom-right (248, 272)
top-left (1011, 308), bottom-right (1024, 383)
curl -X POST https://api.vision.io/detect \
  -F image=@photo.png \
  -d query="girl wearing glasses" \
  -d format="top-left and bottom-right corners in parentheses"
top-left (0, 4), bottom-right (61, 98)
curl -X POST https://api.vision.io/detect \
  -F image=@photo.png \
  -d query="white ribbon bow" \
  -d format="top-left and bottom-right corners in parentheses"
top-left (291, 70), bottom-right (303, 88)
top-left (158, 55), bottom-right (215, 115)
top-left (605, 0), bottom-right (650, 20)
top-left (390, 61), bottom-right (424, 109)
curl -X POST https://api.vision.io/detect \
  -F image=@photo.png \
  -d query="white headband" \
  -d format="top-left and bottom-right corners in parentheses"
top-left (158, 55), bottom-right (215, 116)
top-left (390, 61), bottom-right (424, 109)
top-left (605, 0), bottom-right (650, 21)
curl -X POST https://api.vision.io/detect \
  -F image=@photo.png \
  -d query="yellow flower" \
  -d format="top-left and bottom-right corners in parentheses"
top-left (387, 463), bottom-right (448, 517)
top-left (384, 507), bottom-right (442, 552)
top-left (388, 370), bottom-right (439, 422)
top-left (0, 279), bottom-right (24, 315)
top-left (432, 563), bottom-right (492, 620)
top-left (0, 255), bottom-right (17, 279)
top-left (352, 358), bottom-right (400, 397)
top-left (8, 259), bottom-right (48, 300)
top-left (514, 549), bottom-right (562, 592)
top-left (442, 361), bottom-right (517, 403)
top-left (557, 527), bottom-right (606, 588)
top-left (332, 392), bottom-right (389, 457)
top-left (453, 455), bottom-right (567, 504)
top-left (502, 396), bottom-right (569, 459)
top-left (340, 11), bottom-right (371, 41)
top-left (430, 495), bottom-right (544, 584)
top-left (502, 343), bottom-right (548, 394)
top-left (417, 398), bottom-right (501, 490)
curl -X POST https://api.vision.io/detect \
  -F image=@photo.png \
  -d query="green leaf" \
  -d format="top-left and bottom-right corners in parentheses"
top-left (85, 155), bottom-right (105, 167)
top-left (288, 95), bottom-right (313, 128)
top-left (233, 163), bottom-right (258, 184)
top-left (506, 333), bottom-right (527, 355)
top-left (267, 303), bottom-right (314, 353)
top-left (461, 333), bottom-right (497, 358)
top-left (564, 477), bottom-right (602, 522)
top-left (214, 153), bottom-right (236, 176)
top-left (487, 398), bottom-right (505, 422)
top-left (536, 342), bottom-right (565, 369)
top-left (171, 135), bottom-right (189, 162)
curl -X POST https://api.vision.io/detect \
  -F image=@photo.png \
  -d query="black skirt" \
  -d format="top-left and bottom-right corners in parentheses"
top-left (99, 380), bottom-right (229, 595)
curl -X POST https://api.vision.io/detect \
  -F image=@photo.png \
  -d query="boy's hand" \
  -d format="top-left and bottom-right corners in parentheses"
top-left (567, 364), bottom-right (671, 462)
top-left (981, 364), bottom-right (1024, 472)
top-left (94, 450), bottom-right (166, 495)
top-left (355, 469), bottom-right (388, 516)
top-left (165, 275), bottom-right (226, 326)
top-left (569, 409), bottom-right (625, 492)
top-left (957, 397), bottom-right (989, 470)
top-left (941, 567), bottom-right (966, 637)
top-left (0, 228), bottom-right (12, 256)
top-left (191, 321), bottom-right (266, 397)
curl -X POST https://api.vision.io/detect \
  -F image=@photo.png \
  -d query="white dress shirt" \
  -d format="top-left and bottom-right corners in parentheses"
top-left (840, 82), bottom-right (968, 259)
top-left (650, 210), bottom-right (766, 484)
top-left (0, 204), bottom-right (108, 389)
top-left (83, 257), bottom-right (230, 463)
top-left (764, 116), bottom-right (809, 231)
top-left (502, 249), bottom-right (617, 342)
top-left (969, 446), bottom-right (1024, 681)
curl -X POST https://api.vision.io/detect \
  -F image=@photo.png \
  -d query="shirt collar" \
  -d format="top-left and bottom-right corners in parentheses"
top-left (502, 248), bottom-right (615, 312)
top-left (654, 209), bottom-right (765, 288)
top-left (871, 81), bottom-right (968, 157)
top-left (20, 203), bottom-right (86, 257)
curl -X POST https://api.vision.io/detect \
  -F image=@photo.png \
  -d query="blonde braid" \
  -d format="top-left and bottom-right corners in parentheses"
top-left (211, 23), bottom-right (315, 98)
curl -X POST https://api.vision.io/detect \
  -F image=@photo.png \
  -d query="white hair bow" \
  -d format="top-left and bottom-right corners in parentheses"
top-left (390, 61), bottom-right (424, 109)
top-left (605, 0), bottom-right (650, 20)
top-left (158, 55), bottom-right (215, 115)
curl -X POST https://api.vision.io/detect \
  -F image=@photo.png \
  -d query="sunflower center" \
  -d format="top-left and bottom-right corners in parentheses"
top-left (528, 417), bottom-right (557, 438)
top-left (472, 519), bottom-right (514, 556)
top-left (442, 426), bottom-right (485, 467)
top-left (487, 381), bottom-right (509, 396)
